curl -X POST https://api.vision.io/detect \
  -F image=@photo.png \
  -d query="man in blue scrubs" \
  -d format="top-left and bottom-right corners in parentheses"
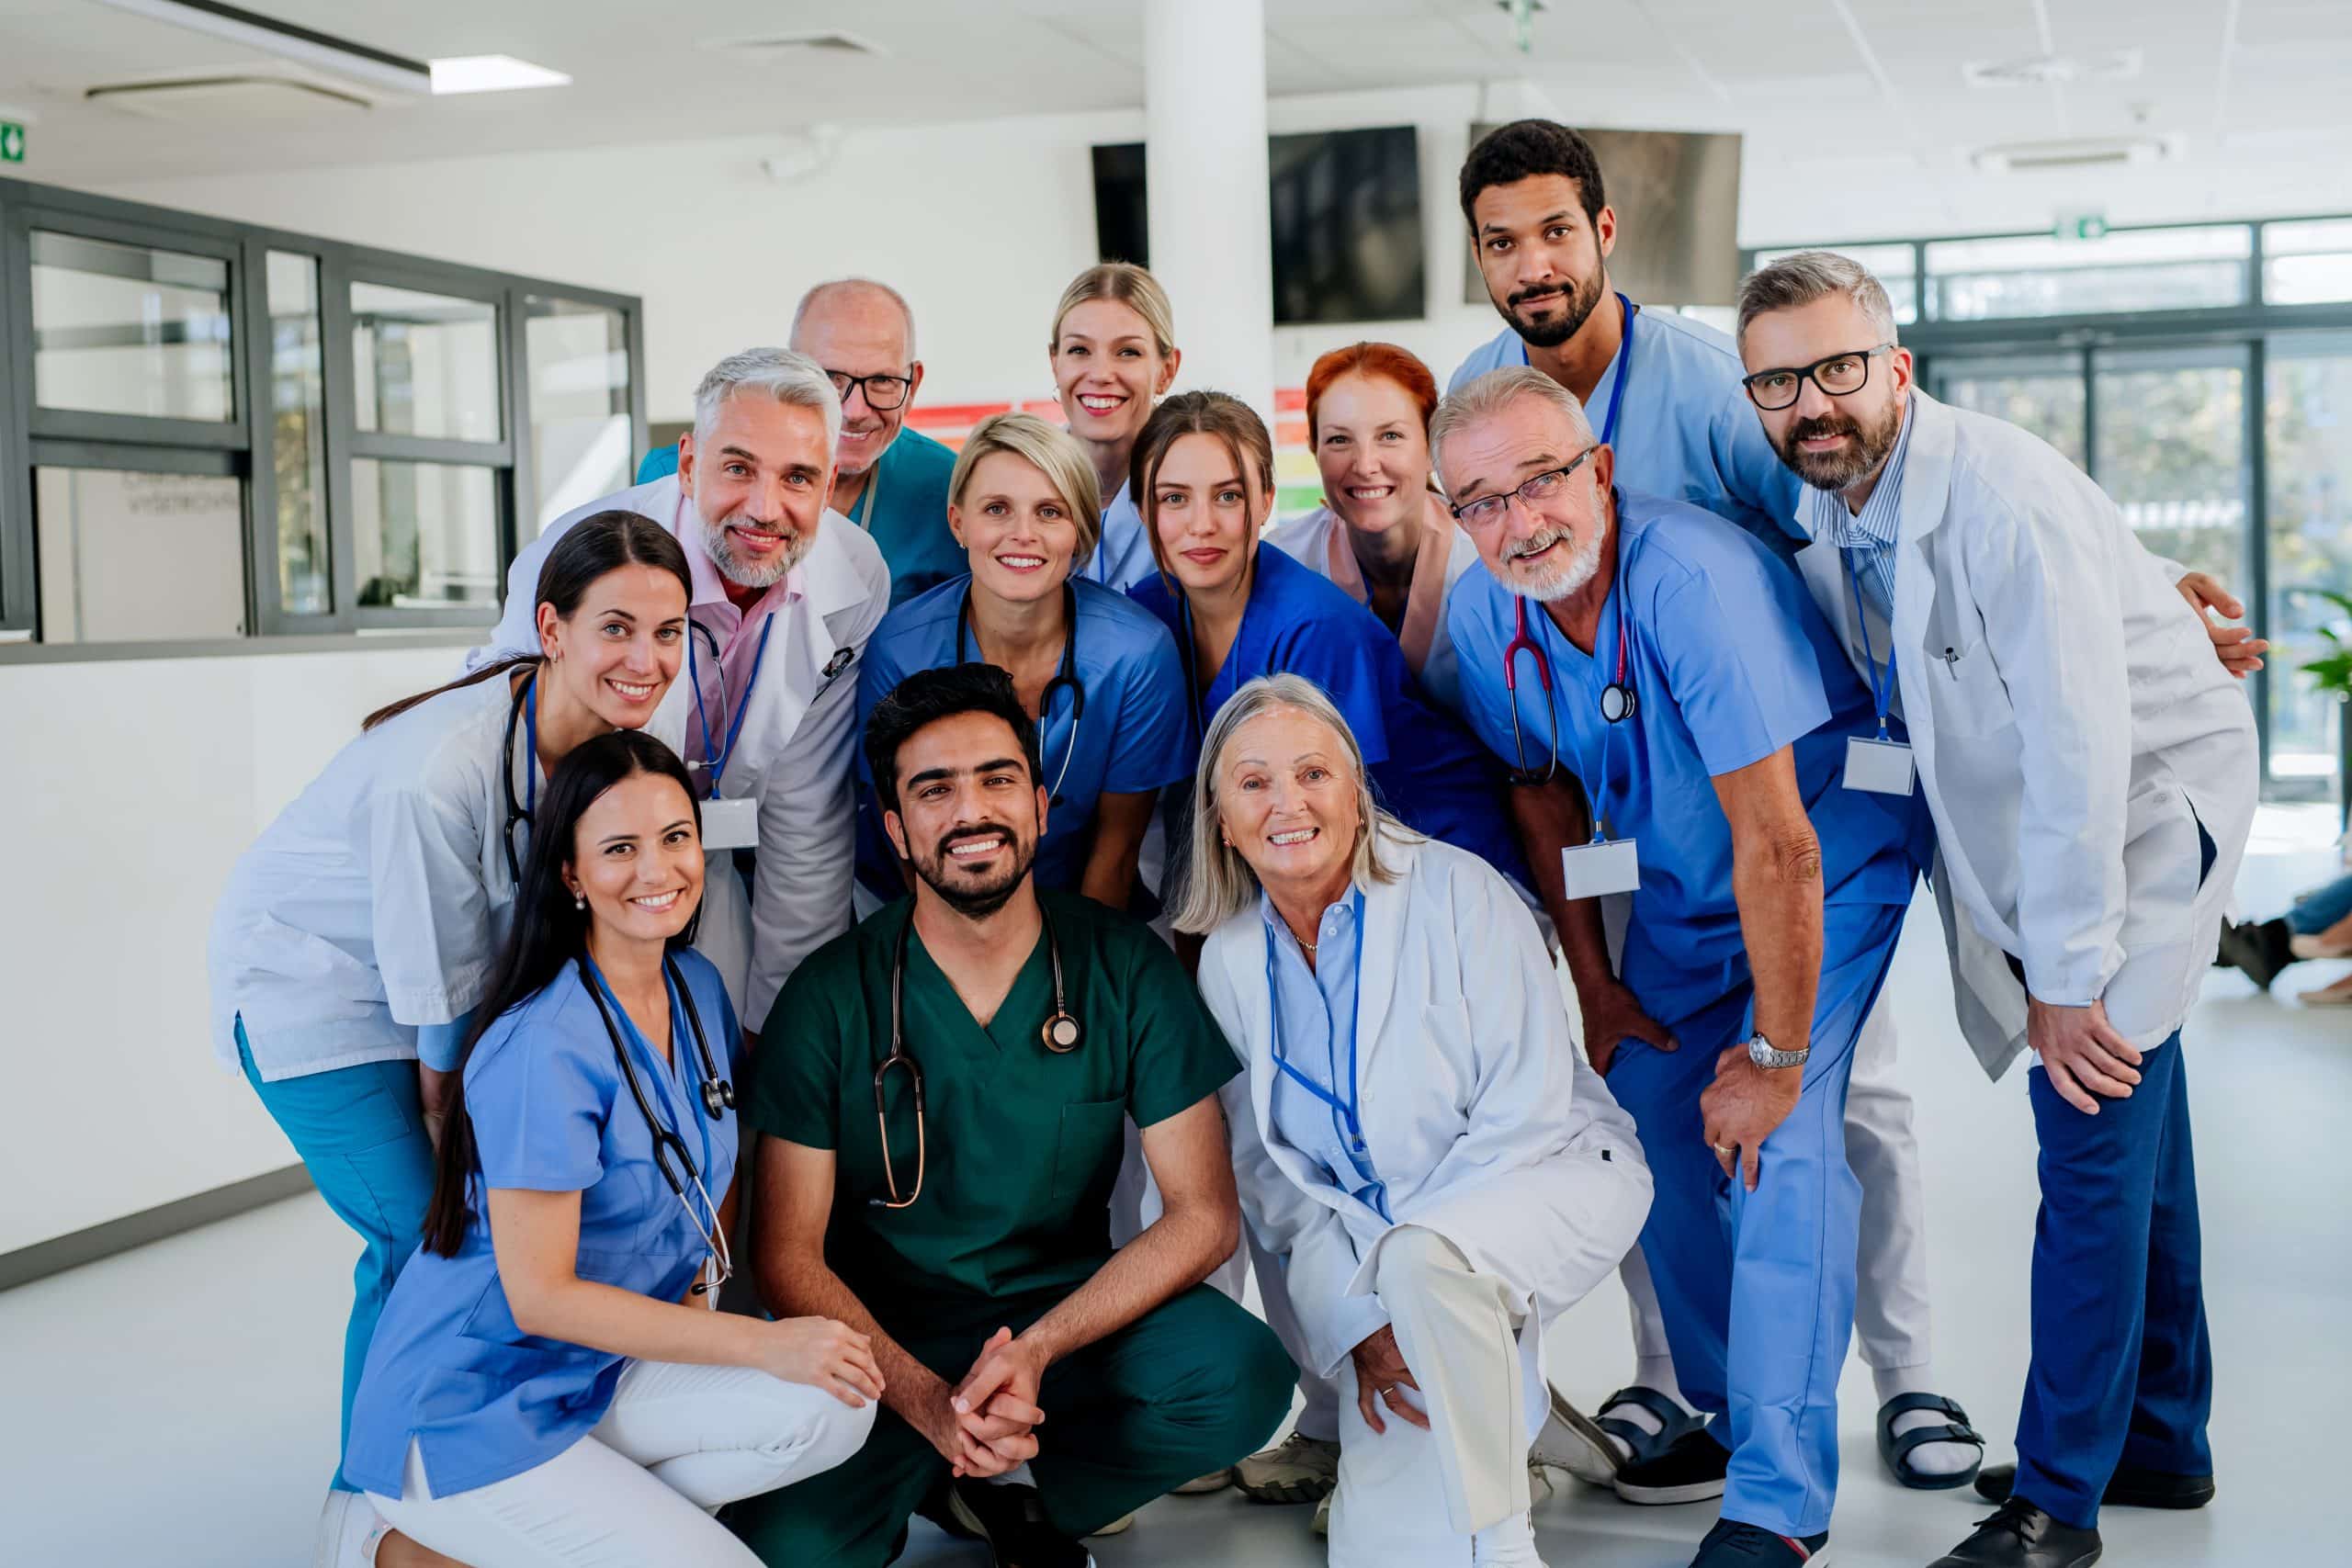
top-left (639, 278), bottom-right (966, 607)
top-left (1433, 367), bottom-right (1928, 1568)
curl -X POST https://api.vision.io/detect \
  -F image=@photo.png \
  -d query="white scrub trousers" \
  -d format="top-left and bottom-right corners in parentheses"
top-left (368, 1359), bottom-right (875, 1567)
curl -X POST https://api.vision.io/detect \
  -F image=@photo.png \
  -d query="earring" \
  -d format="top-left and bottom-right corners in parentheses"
top-left (573, 894), bottom-right (585, 910)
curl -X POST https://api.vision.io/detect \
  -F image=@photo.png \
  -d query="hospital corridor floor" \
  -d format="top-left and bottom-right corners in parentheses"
top-left (6, 852), bottom-right (2347, 1567)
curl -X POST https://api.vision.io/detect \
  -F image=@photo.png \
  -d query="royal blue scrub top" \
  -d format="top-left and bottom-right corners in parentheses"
top-left (1130, 543), bottom-right (1526, 885)
top-left (343, 949), bottom-right (741, 1499)
top-left (1446, 491), bottom-right (1928, 1021)
top-left (854, 575), bottom-right (1193, 899)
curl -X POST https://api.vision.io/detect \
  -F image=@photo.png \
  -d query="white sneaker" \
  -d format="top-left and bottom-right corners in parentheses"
top-left (1231, 1430), bottom-right (1340, 1504)
top-left (1529, 1387), bottom-right (1621, 1486)
top-left (312, 1491), bottom-right (390, 1568)
top-left (1471, 1507), bottom-right (1546, 1566)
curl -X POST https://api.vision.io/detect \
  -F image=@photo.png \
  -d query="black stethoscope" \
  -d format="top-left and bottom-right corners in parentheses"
top-left (499, 670), bottom-right (540, 886)
top-left (955, 581), bottom-right (1086, 806)
top-left (871, 909), bottom-right (1082, 1211)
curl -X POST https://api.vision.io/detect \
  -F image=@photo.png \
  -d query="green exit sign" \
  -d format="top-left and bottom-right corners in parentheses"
top-left (2054, 211), bottom-right (2108, 243)
top-left (0, 121), bottom-right (24, 164)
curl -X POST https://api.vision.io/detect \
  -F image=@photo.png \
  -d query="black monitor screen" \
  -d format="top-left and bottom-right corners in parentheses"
top-left (1091, 141), bottom-right (1150, 268)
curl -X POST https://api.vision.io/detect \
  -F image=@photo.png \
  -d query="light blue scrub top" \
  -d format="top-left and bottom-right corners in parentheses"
top-left (1072, 480), bottom-right (1158, 593)
top-left (342, 949), bottom-right (741, 1499)
top-left (854, 574), bottom-right (1193, 898)
top-left (1446, 492), bottom-right (1927, 1024)
top-left (1261, 888), bottom-right (1390, 1221)
top-left (1450, 301), bottom-right (1807, 558)
top-left (1130, 544), bottom-right (1528, 886)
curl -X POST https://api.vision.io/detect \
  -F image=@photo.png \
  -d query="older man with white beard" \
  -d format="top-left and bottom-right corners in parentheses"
top-left (1434, 366), bottom-right (1931, 1568)
top-left (477, 346), bottom-right (890, 1033)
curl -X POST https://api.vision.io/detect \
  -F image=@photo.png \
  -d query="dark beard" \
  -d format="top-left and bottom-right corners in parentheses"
top-left (1497, 267), bottom-right (1605, 350)
top-left (912, 828), bottom-right (1036, 919)
top-left (1776, 398), bottom-right (1905, 492)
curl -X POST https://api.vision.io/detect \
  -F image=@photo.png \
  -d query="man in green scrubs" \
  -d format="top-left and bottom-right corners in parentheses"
top-left (730, 664), bottom-right (1292, 1567)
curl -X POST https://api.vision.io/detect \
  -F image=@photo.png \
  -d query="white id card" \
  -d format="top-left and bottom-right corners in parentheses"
top-left (1844, 736), bottom-right (1916, 795)
top-left (1562, 837), bottom-right (1640, 898)
top-left (701, 795), bottom-right (760, 852)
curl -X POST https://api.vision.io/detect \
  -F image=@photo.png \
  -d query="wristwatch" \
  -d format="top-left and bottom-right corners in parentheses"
top-left (1747, 1032), bottom-right (1809, 1070)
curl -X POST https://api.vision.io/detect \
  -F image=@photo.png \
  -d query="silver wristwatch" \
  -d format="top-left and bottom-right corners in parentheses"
top-left (1747, 1032), bottom-right (1809, 1070)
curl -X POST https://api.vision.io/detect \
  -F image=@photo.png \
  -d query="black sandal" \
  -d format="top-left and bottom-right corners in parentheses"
top-left (1877, 1393), bottom-right (1985, 1490)
top-left (1595, 1384), bottom-right (1701, 1470)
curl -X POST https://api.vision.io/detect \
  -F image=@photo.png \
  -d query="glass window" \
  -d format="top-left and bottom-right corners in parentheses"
top-left (268, 253), bottom-right (330, 615)
top-left (351, 282), bottom-right (500, 442)
top-left (526, 297), bottom-right (632, 535)
top-left (2266, 332), bottom-right (2352, 801)
top-left (351, 459), bottom-right (501, 609)
top-left (1752, 243), bottom-right (1919, 324)
top-left (34, 467), bottom-right (245, 642)
top-left (2093, 344), bottom-right (2249, 586)
top-left (1928, 352), bottom-right (2087, 469)
top-left (28, 231), bottom-right (233, 422)
top-left (1928, 227), bottom-right (2251, 320)
top-left (2264, 219), bottom-right (2352, 307)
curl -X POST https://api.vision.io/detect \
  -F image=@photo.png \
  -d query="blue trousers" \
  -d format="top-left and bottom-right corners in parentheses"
top-left (1607, 899), bottom-right (1905, 1539)
top-left (2014, 1034), bottom-right (2211, 1529)
top-left (2288, 872), bottom-right (2352, 935)
top-left (237, 1021), bottom-right (436, 1493)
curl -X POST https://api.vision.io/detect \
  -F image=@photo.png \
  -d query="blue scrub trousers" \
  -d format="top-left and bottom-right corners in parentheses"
top-left (1606, 899), bottom-right (1905, 1539)
top-left (236, 1021), bottom-right (436, 1493)
top-left (2014, 1033), bottom-right (2211, 1529)
top-left (2288, 871), bottom-right (2352, 935)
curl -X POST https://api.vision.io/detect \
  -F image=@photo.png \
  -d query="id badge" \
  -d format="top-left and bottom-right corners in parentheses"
top-left (1844, 736), bottom-right (1917, 796)
top-left (701, 795), bottom-right (760, 852)
top-left (1562, 837), bottom-right (1640, 898)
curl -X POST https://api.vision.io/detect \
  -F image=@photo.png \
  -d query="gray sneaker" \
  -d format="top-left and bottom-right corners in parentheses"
top-left (1232, 1431), bottom-right (1340, 1504)
top-left (1530, 1387), bottom-right (1622, 1486)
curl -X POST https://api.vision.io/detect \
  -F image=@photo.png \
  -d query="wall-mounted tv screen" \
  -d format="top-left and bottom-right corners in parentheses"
top-left (1090, 125), bottom-right (1427, 325)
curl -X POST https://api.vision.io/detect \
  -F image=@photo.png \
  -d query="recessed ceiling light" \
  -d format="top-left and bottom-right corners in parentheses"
top-left (428, 56), bottom-right (571, 96)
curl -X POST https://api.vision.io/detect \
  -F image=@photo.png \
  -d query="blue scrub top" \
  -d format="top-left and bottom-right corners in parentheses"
top-left (1450, 304), bottom-right (1807, 558)
top-left (1072, 480), bottom-right (1157, 593)
top-left (1446, 492), bottom-right (1927, 1021)
top-left (854, 575), bottom-right (1193, 898)
top-left (1130, 543), bottom-right (1526, 885)
top-left (343, 949), bottom-right (741, 1499)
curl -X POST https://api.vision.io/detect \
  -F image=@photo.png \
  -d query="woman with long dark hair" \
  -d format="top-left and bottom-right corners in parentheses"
top-left (340, 732), bottom-right (878, 1568)
top-left (205, 511), bottom-right (694, 1561)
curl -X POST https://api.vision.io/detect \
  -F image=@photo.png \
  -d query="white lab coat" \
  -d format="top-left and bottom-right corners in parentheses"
top-left (1196, 832), bottom-right (1652, 1419)
top-left (475, 476), bottom-right (890, 1025)
top-left (1793, 391), bottom-right (2258, 1077)
top-left (1264, 503), bottom-right (1479, 713)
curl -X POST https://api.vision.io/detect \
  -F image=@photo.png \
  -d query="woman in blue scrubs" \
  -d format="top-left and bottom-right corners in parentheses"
top-left (206, 512), bottom-right (693, 1553)
top-left (856, 412), bottom-right (1190, 910)
top-left (1051, 262), bottom-right (1182, 592)
top-left (340, 733), bottom-right (877, 1568)
top-left (1125, 391), bottom-right (1524, 885)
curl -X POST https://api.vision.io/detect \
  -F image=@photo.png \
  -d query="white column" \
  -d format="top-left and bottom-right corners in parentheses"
top-left (1144, 0), bottom-right (1275, 427)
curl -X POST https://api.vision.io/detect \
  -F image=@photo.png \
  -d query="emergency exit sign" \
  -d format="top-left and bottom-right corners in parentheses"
top-left (0, 121), bottom-right (25, 164)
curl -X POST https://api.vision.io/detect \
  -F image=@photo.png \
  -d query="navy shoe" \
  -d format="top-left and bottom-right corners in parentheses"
top-left (1973, 1461), bottom-right (2213, 1510)
top-left (1929, 1497), bottom-right (2101, 1568)
top-left (1612, 1424), bottom-right (1728, 1505)
top-left (1687, 1517), bottom-right (1828, 1564)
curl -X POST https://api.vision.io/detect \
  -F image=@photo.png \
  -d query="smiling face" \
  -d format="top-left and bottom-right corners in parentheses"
top-left (884, 710), bottom-right (1046, 919)
top-left (678, 393), bottom-right (833, 589)
top-left (1314, 372), bottom-right (1430, 536)
top-left (1470, 175), bottom-right (1615, 351)
top-left (951, 449), bottom-right (1080, 606)
top-left (1739, 292), bottom-right (1914, 493)
top-left (1149, 432), bottom-right (1268, 597)
top-left (790, 287), bottom-right (920, 481)
top-left (564, 769), bottom-right (706, 943)
top-left (536, 562), bottom-right (690, 729)
top-left (1216, 704), bottom-right (1363, 908)
top-left (1436, 393), bottom-right (1615, 604)
top-left (1053, 298), bottom-right (1178, 459)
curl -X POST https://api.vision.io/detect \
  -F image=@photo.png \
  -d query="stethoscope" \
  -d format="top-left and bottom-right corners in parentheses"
top-left (499, 670), bottom-right (540, 886)
top-left (871, 908), bottom-right (1082, 1211)
top-left (954, 581), bottom-right (1086, 806)
top-left (579, 953), bottom-right (738, 1297)
top-left (1502, 291), bottom-right (1638, 786)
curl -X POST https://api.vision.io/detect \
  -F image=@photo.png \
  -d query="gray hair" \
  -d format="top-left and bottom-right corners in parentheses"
top-left (1736, 251), bottom-right (1898, 348)
top-left (790, 277), bottom-right (919, 361)
top-left (1171, 674), bottom-right (1416, 935)
top-left (1428, 365), bottom-right (1597, 483)
top-left (692, 346), bottom-right (842, 457)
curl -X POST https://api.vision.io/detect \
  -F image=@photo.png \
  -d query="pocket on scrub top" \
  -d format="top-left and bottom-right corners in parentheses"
top-left (1049, 1098), bottom-right (1127, 1206)
top-left (1926, 639), bottom-right (2014, 739)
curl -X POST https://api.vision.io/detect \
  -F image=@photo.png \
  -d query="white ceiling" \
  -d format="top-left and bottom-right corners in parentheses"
top-left (3, 0), bottom-right (2350, 231)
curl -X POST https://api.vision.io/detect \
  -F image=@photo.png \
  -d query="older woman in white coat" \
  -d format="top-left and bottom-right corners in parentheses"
top-left (1180, 674), bottom-right (1653, 1567)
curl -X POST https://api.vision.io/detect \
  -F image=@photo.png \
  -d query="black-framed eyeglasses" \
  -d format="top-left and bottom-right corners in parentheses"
top-left (827, 369), bottom-right (913, 412)
top-left (1450, 444), bottom-right (1600, 531)
top-left (1740, 344), bottom-right (1894, 412)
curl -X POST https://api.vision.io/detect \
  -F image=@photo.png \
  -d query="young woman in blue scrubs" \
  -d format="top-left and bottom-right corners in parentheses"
top-left (1125, 391), bottom-right (1525, 885)
top-left (856, 412), bottom-right (1189, 909)
top-left (1051, 262), bottom-right (1182, 592)
top-left (206, 512), bottom-right (693, 1551)
top-left (340, 733), bottom-right (877, 1568)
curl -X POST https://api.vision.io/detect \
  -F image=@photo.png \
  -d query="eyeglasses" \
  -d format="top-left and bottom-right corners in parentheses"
top-left (827, 369), bottom-right (912, 412)
top-left (1450, 445), bottom-right (1600, 531)
top-left (1740, 344), bottom-right (1894, 412)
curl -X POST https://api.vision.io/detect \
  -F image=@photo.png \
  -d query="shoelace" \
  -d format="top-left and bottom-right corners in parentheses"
top-left (1973, 1497), bottom-right (2043, 1543)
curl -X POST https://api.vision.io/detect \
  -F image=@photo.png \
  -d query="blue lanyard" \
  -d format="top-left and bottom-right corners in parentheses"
top-left (1845, 553), bottom-right (1897, 740)
top-left (1597, 292), bottom-right (1635, 449)
top-left (689, 613), bottom-right (776, 797)
top-left (586, 955), bottom-right (717, 1201)
top-left (1262, 892), bottom-right (1371, 1160)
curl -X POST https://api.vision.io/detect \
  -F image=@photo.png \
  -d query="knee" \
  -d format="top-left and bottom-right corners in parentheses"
top-left (1161, 1308), bottom-right (1295, 1461)
top-left (755, 1385), bottom-right (879, 1490)
top-left (1371, 1224), bottom-right (1473, 1307)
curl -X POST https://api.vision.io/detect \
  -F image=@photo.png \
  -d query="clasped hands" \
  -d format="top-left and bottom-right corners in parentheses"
top-left (922, 1326), bottom-right (1051, 1479)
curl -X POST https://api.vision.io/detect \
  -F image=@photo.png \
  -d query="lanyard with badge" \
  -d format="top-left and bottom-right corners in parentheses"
top-left (1261, 892), bottom-right (1383, 1205)
top-left (688, 615), bottom-right (775, 852)
top-left (1840, 555), bottom-right (1917, 795)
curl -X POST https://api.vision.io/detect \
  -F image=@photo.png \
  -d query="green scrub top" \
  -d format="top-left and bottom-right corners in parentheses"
top-left (747, 890), bottom-right (1238, 1340)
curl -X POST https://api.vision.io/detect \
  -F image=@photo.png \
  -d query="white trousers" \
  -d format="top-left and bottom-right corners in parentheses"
top-left (1623, 998), bottom-right (1932, 1371)
top-left (368, 1359), bottom-right (876, 1568)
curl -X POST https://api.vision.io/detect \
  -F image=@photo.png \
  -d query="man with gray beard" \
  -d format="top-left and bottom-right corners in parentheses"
top-left (1433, 366), bottom-right (1931, 1568)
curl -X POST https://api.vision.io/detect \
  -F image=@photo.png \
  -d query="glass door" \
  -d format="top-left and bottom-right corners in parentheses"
top-left (1928, 350), bottom-right (2087, 468)
top-left (2267, 331), bottom-right (2352, 803)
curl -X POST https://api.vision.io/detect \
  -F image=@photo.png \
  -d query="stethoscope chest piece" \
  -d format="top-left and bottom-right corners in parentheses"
top-left (1041, 1011), bottom-right (1082, 1054)
top-left (700, 1077), bottom-right (738, 1118)
top-left (1600, 682), bottom-right (1638, 725)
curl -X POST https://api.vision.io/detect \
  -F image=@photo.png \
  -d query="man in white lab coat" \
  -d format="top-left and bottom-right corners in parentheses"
top-left (477, 346), bottom-right (890, 1033)
top-left (1736, 253), bottom-right (2257, 1568)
